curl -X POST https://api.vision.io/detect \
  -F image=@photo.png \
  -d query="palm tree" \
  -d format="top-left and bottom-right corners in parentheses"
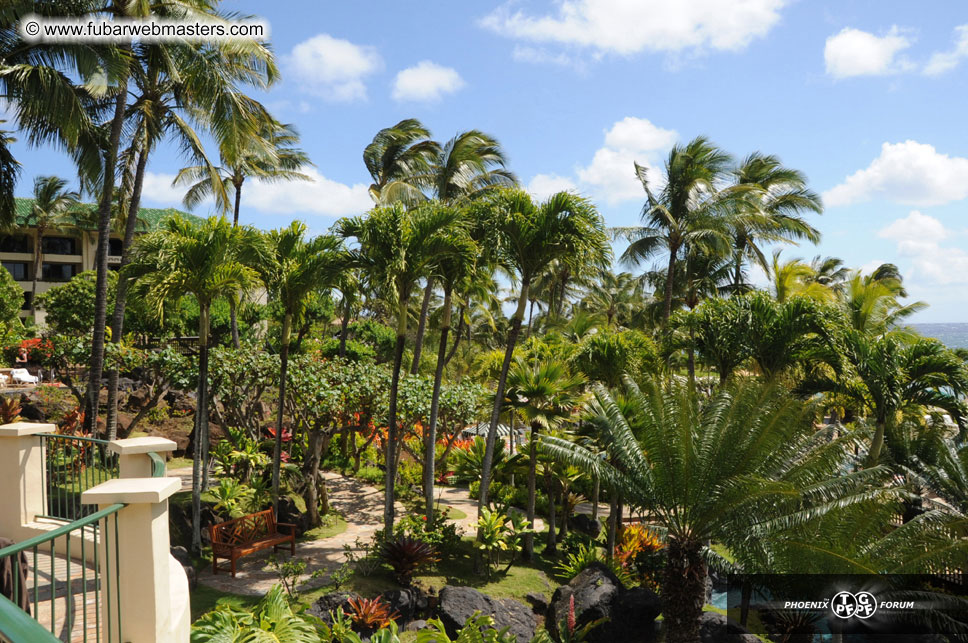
top-left (729, 152), bottom-right (822, 290)
top-left (616, 137), bottom-right (735, 324)
top-left (743, 290), bottom-right (836, 380)
top-left (422, 212), bottom-right (478, 525)
top-left (542, 378), bottom-right (883, 643)
top-left (363, 118), bottom-right (437, 205)
top-left (804, 331), bottom-right (968, 466)
top-left (26, 176), bottom-right (79, 315)
top-left (579, 271), bottom-right (644, 329)
top-left (680, 295), bottom-right (751, 386)
top-left (838, 267), bottom-right (925, 334)
top-left (177, 119), bottom-right (307, 347)
top-left (506, 358), bottom-right (586, 559)
top-left (769, 251), bottom-right (834, 303)
top-left (338, 202), bottom-right (466, 533)
top-left (0, 121), bottom-right (20, 226)
top-left (259, 222), bottom-right (343, 511)
top-left (475, 189), bottom-right (610, 511)
top-left (125, 215), bottom-right (261, 551)
top-left (105, 33), bottom-right (274, 438)
top-left (409, 129), bottom-right (517, 374)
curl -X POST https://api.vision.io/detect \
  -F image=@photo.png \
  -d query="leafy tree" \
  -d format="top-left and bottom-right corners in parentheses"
top-left (542, 379), bottom-right (883, 643)
top-left (674, 297), bottom-right (749, 385)
top-left (742, 290), bottom-right (836, 380)
top-left (0, 265), bottom-right (24, 344)
top-left (37, 270), bottom-right (116, 336)
top-left (476, 189), bottom-right (610, 512)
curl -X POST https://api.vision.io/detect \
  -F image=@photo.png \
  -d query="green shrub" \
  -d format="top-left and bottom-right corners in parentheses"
top-left (357, 465), bottom-right (384, 485)
top-left (554, 542), bottom-right (630, 586)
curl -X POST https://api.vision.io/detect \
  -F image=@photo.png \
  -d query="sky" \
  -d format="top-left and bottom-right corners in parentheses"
top-left (7, 0), bottom-right (968, 321)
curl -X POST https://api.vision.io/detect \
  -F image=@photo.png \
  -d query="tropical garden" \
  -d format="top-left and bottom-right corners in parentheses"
top-left (1, 2), bottom-right (967, 642)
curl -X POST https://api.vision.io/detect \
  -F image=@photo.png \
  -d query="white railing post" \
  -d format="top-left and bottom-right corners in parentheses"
top-left (0, 422), bottom-right (56, 540)
top-left (109, 436), bottom-right (177, 478)
top-left (82, 477), bottom-right (190, 643)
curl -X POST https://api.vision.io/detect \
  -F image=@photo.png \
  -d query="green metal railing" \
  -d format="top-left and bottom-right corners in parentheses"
top-left (0, 503), bottom-right (124, 643)
top-left (39, 435), bottom-right (120, 522)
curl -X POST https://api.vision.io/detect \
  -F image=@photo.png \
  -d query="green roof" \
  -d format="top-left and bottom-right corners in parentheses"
top-left (12, 197), bottom-right (205, 231)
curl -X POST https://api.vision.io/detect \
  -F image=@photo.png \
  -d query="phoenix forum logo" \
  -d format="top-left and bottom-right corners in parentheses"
top-left (831, 591), bottom-right (878, 619)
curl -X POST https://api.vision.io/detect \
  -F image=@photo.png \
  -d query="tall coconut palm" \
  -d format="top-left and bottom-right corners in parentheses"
top-left (105, 33), bottom-right (274, 438)
top-left (616, 138), bottom-right (735, 324)
top-left (259, 222), bottom-right (343, 511)
top-left (363, 118), bottom-right (437, 205)
top-left (125, 215), bottom-right (261, 551)
top-left (579, 271), bottom-right (644, 329)
top-left (838, 267), bottom-right (925, 334)
top-left (769, 251), bottom-right (834, 303)
top-left (729, 152), bottom-right (822, 290)
top-left (506, 358), bottom-right (586, 559)
top-left (475, 189), bottom-right (610, 511)
top-left (338, 202), bottom-right (466, 533)
top-left (542, 379), bottom-right (884, 643)
top-left (803, 331), bottom-right (968, 466)
top-left (0, 121), bottom-right (19, 226)
top-left (26, 176), bottom-right (80, 315)
top-left (409, 129), bottom-right (517, 374)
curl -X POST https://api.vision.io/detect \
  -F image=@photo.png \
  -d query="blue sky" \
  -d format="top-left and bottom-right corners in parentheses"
top-left (8, 1), bottom-right (968, 321)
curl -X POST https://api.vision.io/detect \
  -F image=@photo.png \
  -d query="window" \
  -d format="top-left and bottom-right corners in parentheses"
top-left (21, 291), bottom-right (30, 311)
top-left (0, 235), bottom-right (32, 254)
top-left (2, 262), bottom-right (29, 281)
top-left (109, 238), bottom-right (123, 256)
top-left (41, 263), bottom-right (77, 282)
top-left (41, 236), bottom-right (78, 255)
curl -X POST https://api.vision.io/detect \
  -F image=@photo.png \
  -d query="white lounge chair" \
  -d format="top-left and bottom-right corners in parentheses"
top-left (0, 373), bottom-right (7, 387)
top-left (10, 368), bottom-right (38, 385)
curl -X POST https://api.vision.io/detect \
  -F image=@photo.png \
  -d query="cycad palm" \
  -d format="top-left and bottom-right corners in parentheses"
top-left (259, 222), bottom-right (343, 513)
top-left (616, 137), bottom-right (735, 323)
top-left (542, 379), bottom-right (883, 643)
top-left (338, 202), bottom-right (467, 533)
top-left (506, 358), bottom-right (586, 559)
top-left (474, 188), bottom-right (610, 511)
top-left (27, 176), bottom-right (80, 315)
top-left (125, 215), bottom-right (261, 551)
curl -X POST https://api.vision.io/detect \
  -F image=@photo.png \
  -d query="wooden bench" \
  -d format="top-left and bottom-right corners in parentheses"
top-left (210, 509), bottom-right (296, 577)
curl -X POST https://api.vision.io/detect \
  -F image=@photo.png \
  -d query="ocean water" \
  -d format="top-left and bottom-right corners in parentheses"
top-left (912, 323), bottom-right (968, 349)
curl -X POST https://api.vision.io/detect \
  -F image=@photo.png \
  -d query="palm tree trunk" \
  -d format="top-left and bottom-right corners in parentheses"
top-left (524, 422), bottom-right (538, 561)
top-left (229, 182), bottom-right (243, 349)
top-left (424, 287), bottom-right (452, 526)
top-left (867, 420), bottom-right (886, 466)
top-left (479, 280), bottom-right (529, 511)
top-left (545, 468), bottom-right (557, 554)
top-left (527, 299), bottom-right (535, 335)
top-left (687, 325), bottom-right (696, 388)
top-left (85, 81), bottom-right (128, 435)
top-left (338, 297), bottom-right (351, 358)
top-left (272, 312), bottom-right (292, 513)
top-left (30, 229), bottom-right (42, 317)
top-left (606, 492), bottom-right (619, 560)
top-left (443, 307), bottom-right (465, 367)
top-left (106, 147), bottom-right (150, 440)
top-left (410, 279), bottom-right (433, 374)
top-left (384, 302), bottom-right (408, 533)
top-left (191, 302), bottom-right (211, 553)
top-left (304, 429), bottom-right (324, 527)
top-left (661, 538), bottom-right (706, 643)
top-left (591, 473), bottom-right (600, 522)
top-left (662, 243), bottom-right (678, 324)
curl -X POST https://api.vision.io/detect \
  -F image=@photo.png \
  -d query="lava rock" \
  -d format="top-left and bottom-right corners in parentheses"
top-left (571, 513), bottom-right (601, 537)
top-left (276, 496), bottom-right (310, 537)
top-left (698, 612), bottom-right (758, 643)
top-left (548, 562), bottom-right (661, 643)
top-left (437, 586), bottom-right (537, 642)
top-left (525, 592), bottom-right (549, 614)
top-left (380, 587), bottom-right (429, 622)
top-left (405, 619), bottom-right (428, 632)
top-left (307, 592), bottom-right (357, 621)
top-left (18, 395), bottom-right (45, 422)
top-left (126, 386), bottom-right (151, 411)
top-left (169, 545), bottom-right (197, 590)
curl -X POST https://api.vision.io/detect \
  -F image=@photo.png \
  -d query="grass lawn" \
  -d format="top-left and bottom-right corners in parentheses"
top-left (301, 514), bottom-right (348, 541)
top-left (167, 456), bottom-right (194, 470)
top-left (442, 505), bottom-right (467, 521)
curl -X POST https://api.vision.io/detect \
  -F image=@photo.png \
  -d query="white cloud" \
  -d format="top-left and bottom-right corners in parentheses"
top-left (480, 0), bottom-right (788, 58)
top-left (527, 174), bottom-right (578, 200)
top-left (140, 168), bottom-right (371, 219)
top-left (577, 117), bottom-right (677, 204)
top-left (391, 61), bottom-right (465, 102)
top-left (823, 26), bottom-right (913, 78)
top-left (924, 24), bottom-right (968, 76)
top-left (878, 211), bottom-right (968, 285)
top-left (823, 141), bottom-right (968, 207)
top-left (286, 34), bottom-right (382, 102)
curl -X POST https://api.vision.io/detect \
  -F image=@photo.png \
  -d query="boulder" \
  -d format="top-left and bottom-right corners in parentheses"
top-left (164, 390), bottom-right (195, 415)
top-left (437, 586), bottom-right (537, 642)
top-left (548, 562), bottom-right (661, 643)
top-left (405, 619), bottom-right (427, 632)
top-left (276, 496), bottom-right (310, 537)
top-left (571, 513), bottom-right (601, 537)
top-left (117, 377), bottom-right (138, 392)
top-left (380, 587), bottom-right (429, 622)
top-left (525, 592), bottom-right (549, 614)
top-left (126, 386), bottom-right (151, 411)
top-left (18, 395), bottom-right (45, 422)
top-left (169, 545), bottom-right (197, 590)
top-left (307, 592), bottom-right (357, 621)
top-left (698, 612), bottom-right (758, 643)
